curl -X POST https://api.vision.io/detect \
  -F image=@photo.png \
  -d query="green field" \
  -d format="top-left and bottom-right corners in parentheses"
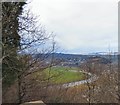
top-left (33, 66), bottom-right (86, 84)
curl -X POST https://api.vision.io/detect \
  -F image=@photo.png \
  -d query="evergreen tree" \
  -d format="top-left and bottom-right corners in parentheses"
top-left (2, 2), bottom-right (25, 88)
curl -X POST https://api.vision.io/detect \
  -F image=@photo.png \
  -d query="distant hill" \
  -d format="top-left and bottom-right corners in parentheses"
top-left (88, 52), bottom-right (118, 55)
top-left (34, 53), bottom-right (118, 64)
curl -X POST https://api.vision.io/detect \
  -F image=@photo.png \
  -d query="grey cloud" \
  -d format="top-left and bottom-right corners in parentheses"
top-left (27, 0), bottom-right (118, 54)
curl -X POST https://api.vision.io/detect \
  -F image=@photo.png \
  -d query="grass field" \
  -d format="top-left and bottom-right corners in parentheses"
top-left (33, 66), bottom-right (86, 84)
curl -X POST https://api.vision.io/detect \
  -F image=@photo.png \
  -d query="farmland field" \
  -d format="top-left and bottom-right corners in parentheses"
top-left (33, 66), bottom-right (87, 84)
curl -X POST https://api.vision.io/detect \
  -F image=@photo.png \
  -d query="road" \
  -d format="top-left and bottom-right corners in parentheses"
top-left (48, 70), bottom-right (98, 88)
top-left (62, 74), bottom-right (98, 88)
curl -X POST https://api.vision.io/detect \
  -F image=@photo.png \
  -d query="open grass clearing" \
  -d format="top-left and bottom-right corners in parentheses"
top-left (33, 66), bottom-right (87, 84)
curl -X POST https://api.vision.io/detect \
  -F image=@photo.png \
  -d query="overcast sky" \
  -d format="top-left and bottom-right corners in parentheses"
top-left (27, 0), bottom-right (118, 54)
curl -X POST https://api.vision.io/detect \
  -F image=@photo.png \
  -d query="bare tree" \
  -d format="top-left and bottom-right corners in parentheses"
top-left (2, 2), bottom-right (59, 104)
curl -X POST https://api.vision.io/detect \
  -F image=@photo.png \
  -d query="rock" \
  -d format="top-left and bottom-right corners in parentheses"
top-left (21, 100), bottom-right (45, 105)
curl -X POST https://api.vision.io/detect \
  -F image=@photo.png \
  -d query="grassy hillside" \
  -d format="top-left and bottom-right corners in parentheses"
top-left (33, 67), bottom-right (86, 84)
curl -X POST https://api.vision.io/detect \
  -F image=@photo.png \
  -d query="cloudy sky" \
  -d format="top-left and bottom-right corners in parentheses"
top-left (27, 0), bottom-right (118, 54)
